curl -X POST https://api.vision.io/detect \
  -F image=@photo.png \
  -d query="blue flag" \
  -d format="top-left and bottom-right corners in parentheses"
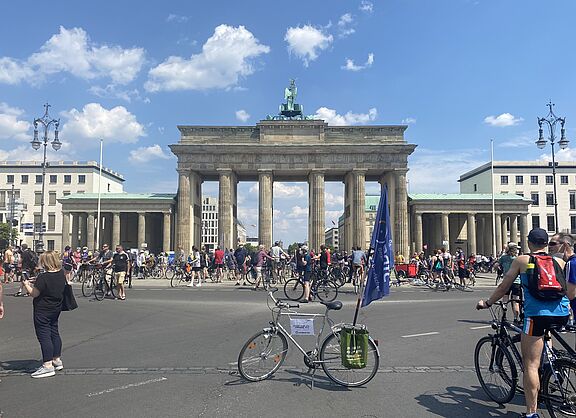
top-left (362, 184), bottom-right (394, 307)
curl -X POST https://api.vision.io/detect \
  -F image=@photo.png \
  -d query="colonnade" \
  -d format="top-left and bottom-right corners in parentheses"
top-left (176, 168), bottom-right (410, 255)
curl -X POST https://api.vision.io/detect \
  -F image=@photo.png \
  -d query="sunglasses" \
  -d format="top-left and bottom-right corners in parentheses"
top-left (548, 241), bottom-right (559, 246)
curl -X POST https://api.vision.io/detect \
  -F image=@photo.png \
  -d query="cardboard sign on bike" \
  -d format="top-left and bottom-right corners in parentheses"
top-left (290, 318), bottom-right (315, 336)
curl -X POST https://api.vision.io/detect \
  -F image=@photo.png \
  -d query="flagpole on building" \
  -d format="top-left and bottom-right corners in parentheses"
top-left (95, 139), bottom-right (103, 250)
top-left (491, 139), bottom-right (497, 257)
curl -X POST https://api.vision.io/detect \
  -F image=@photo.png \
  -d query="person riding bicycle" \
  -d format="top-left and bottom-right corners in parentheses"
top-left (349, 247), bottom-right (365, 283)
top-left (270, 242), bottom-right (288, 282)
top-left (497, 242), bottom-right (522, 324)
top-left (315, 245), bottom-right (330, 279)
top-left (477, 228), bottom-right (576, 418)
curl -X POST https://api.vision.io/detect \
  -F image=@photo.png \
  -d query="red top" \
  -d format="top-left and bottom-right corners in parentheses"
top-left (214, 250), bottom-right (225, 264)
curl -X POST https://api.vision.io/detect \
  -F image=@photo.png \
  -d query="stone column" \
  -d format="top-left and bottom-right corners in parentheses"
top-left (495, 213), bottom-right (502, 254)
top-left (352, 170), bottom-right (366, 249)
top-left (258, 170), bottom-right (273, 248)
top-left (218, 169), bottom-right (234, 249)
top-left (308, 171), bottom-right (325, 252)
top-left (510, 214), bottom-right (518, 245)
top-left (231, 173), bottom-right (238, 248)
top-left (112, 212), bottom-right (121, 247)
top-left (483, 216), bottom-right (492, 255)
top-left (163, 212), bottom-right (171, 253)
top-left (414, 212), bottom-right (423, 254)
top-left (61, 212), bottom-right (70, 250)
top-left (395, 170), bottom-right (409, 257)
top-left (381, 172), bottom-right (397, 251)
top-left (343, 173), bottom-right (353, 251)
top-left (501, 215), bottom-right (509, 249)
top-left (71, 213), bottom-right (79, 249)
top-left (467, 213), bottom-right (477, 255)
top-left (176, 169), bottom-right (191, 253)
top-left (189, 171), bottom-right (203, 248)
top-left (138, 212), bottom-right (146, 249)
top-left (86, 212), bottom-right (95, 250)
top-left (519, 213), bottom-right (529, 253)
top-left (441, 212), bottom-right (450, 251)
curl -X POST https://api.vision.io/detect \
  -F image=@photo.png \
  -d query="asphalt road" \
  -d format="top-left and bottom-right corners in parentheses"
top-left (0, 276), bottom-right (553, 417)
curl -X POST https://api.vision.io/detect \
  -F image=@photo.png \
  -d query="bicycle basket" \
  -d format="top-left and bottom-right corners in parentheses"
top-left (340, 326), bottom-right (369, 369)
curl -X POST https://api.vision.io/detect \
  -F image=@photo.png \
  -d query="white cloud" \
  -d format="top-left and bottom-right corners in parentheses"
top-left (284, 25), bottom-right (333, 67)
top-left (539, 147), bottom-right (576, 163)
top-left (0, 26), bottom-right (145, 86)
top-left (274, 218), bottom-right (292, 232)
top-left (497, 134), bottom-right (534, 148)
top-left (145, 24), bottom-right (270, 92)
top-left (326, 210), bottom-right (343, 228)
top-left (88, 84), bottom-right (145, 103)
top-left (402, 117), bottom-right (417, 125)
top-left (286, 206), bottom-right (308, 218)
top-left (359, 1), bottom-right (374, 13)
top-left (274, 183), bottom-right (305, 198)
top-left (235, 109), bottom-right (250, 122)
top-left (325, 192), bottom-right (344, 208)
top-left (407, 148), bottom-right (486, 193)
top-left (484, 113), bottom-right (523, 127)
top-left (129, 144), bottom-right (171, 164)
top-left (166, 14), bottom-right (189, 23)
top-left (0, 103), bottom-right (31, 141)
top-left (342, 53), bottom-right (374, 71)
top-left (60, 103), bottom-right (146, 144)
top-left (337, 13), bottom-right (356, 37)
top-left (314, 107), bottom-right (377, 125)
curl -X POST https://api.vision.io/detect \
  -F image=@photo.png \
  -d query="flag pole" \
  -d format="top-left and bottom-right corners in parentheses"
top-left (95, 139), bottom-right (103, 250)
top-left (352, 247), bottom-right (372, 327)
top-left (491, 139), bottom-right (497, 257)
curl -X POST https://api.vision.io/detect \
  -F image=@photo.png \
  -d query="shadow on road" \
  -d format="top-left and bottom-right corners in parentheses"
top-left (224, 368), bottom-right (352, 391)
top-left (0, 359), bottom-right (40, 372)
top-left (415, 385), bottom-right (524, 417)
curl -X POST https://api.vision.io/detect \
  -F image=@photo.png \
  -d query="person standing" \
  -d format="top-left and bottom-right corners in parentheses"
top-left (21, 251), bottom-right (67, 378)
top-left (300, 246), bottom-right (312, 302)
top-left (253, 245), bottom-right (273, 290)
top-left (112, 245), bottom-right (129, 300)
top-left (234, 245), bottom-right (248, 286)
top-left (15, 243), bottom-right (37, 297)
top-left (3, 246), bottom-right (15, 283)
top-left (213, 246), bottom-right (225, 282)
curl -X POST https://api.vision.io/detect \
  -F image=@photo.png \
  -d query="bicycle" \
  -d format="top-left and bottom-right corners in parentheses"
top-left (475, 300), bottom-right (576, 416)
top-left (93, 266), bottom-right (117, 301)
top-left (237, 289), bottom-right (380, 387)
top-left (283, 272), bottom-right (338, 302)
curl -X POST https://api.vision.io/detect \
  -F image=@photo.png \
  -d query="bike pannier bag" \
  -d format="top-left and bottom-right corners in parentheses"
top-left (340, 326), bottom-right (369, 369)
top-left (526, 254), bottom-right (566, 301)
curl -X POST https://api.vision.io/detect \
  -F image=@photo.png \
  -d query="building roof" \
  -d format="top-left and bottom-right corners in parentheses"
top-left (459, 161), bottom-right (576, 182)
top-left (0, 160), bottom-right (124, 182)
top-left (408, 193), bottom-right (530, 201)
top-left (60, 193), bottom-right (176, 200)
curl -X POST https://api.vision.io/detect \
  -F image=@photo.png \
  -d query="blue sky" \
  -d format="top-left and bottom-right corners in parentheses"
top-left (1, 0), bottom-right (575, 244)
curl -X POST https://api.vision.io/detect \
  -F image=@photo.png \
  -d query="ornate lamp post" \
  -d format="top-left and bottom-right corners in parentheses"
top-left (30, 103), bottom-right (62, 252)
top-left (536, 101), bottom-right (569, 232)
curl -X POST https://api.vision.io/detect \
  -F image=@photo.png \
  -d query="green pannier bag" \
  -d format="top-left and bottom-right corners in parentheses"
top-left (340, 326), bottom-right (369, 369)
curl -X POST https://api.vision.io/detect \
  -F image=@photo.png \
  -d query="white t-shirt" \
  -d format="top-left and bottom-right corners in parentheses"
top-left (271, 246), bottom-right (281, 260)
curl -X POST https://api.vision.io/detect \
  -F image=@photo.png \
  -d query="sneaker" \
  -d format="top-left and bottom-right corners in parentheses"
top-left (52, 359), bottom-right (63, 371)
top-left (196, 282), bottom-right (202, 287)
top-left (14, 291), bottom-right (22, 297)
top-left (31, 365), bottom-right (55, 378)
top-left (187, 283), bottom-right (195, 287)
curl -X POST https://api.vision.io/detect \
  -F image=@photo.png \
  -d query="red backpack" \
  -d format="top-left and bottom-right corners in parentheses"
top-left (526, 253), bottom-right (566, 301)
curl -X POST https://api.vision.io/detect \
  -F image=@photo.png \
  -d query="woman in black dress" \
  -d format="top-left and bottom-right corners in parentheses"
top-left (21, 250), bottom-right (67, 378)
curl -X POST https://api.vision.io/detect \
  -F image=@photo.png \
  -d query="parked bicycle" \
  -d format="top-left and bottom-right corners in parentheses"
top-left (237, 289), bottom-right (380, 387)
top-left (283, 272), bottom-right (338, 302)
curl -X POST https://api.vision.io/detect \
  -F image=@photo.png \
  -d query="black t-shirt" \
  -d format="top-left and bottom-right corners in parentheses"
top-left (21, 250), bottom-right (35, 271)
top-left (100, 250), bottom-right (113, 262)
top-left (320, 250), bottom-right (329, 268)
top-left (112, 252), bottom-right (129, 272)
top-left (33, 270), bottom-right (67, 314)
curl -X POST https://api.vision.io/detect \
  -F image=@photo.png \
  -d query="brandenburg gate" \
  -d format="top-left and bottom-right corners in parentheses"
top-left (170, 82), bottom-right (416, 256)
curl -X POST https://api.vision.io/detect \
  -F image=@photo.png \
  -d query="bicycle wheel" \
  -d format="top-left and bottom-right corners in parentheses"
top-left (81, 276), bottom-right (94, 297)
top-left (474, 336), bottom-right (517, 404)
top-left (315, 280), bottom-right (338, 302)
top-left (320, 330), bottom-right (380, 387)
top-left (171, 271), bottom-right (183, 287)
top-left (542, 357), bottom-right (576, 418)
top-left (244, 268), bottom-right (256, 285)
top-left (283, 278), bottom-right (304, 301)
top-left (237, 330), bottom-right (288, 382)
top-left (165, 266), bottom-right (175, 280)
top-left (108, 274), bottom-right (117, 299)
top-left (94, 278), bottom-right (105, 301)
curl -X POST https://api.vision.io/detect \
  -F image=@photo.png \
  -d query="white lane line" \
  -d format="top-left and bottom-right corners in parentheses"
top-left (86, 377), bottom-right (167, 397)
top-left (401, 332), bottom-right (439, 338)
top-left (470, 325), bottom-right (492, 330)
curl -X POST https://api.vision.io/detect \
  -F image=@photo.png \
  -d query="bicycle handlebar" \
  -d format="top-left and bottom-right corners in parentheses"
top-left (267, 288), bottom-right (299, 309)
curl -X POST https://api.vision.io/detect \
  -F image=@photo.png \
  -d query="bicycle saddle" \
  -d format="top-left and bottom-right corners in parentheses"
top-left (321, 300), bottom-right (343, 311)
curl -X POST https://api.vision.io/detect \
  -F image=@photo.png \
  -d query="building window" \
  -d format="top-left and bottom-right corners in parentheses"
top-left (21, 175), bottom-right (28, 184)
top-left (546, 192), bottom-right (554, 206)
top-left (500, 175), bottom-right (508, 185)
top-left (546, 175), bottom-right (553, 185)
top-left (561, 175), bottom-right (569, 185)
top-left (532, 215), bottom-right (540, 229)
top-left (571, 192), bottom-right (576, 210)
top-left (530, 175), bottom-right (538, 185)
top-left (572, 216), bottom-right (576, 234)
top-left (78, 175), bottom-right (86, 184)
top-left (47, 240), bottom-right (55, 251)
top-left (473, 183), bottom-right (477, 192)
top-left (547, 215), bottom-right (555, 232)
top-left (515, 175), bottom-right (523, 185)
top-left (36, 175), bottom-right (42, 184)
top-left (48, 213), bottom-right (55, 231)
top-left (49, 175), bottom-right (57, 184)
top-left (107, 183), bottom-right (110, 192)
top-left (34, 192), bottom-right (42, 205)
top-left (516, 192), bottom-right (524, 197)
top-left (64, 175), bottom-right (71, 184)
top-left (49, 192), bottom-right (56, 206)
top-left (7, 174), bottom-right (14, 184)
top-left (531, 193), bottom-right (539, 206)
top-left (63, 191), bottom-right (70, 197)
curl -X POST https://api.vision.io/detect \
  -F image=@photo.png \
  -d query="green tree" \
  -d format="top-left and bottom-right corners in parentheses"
top-left (287, 242), bottom-right (300, 255)
top-left (243, 243), bottom-right (256, 254)
top-left (0, 223), bottom-right (17, 249)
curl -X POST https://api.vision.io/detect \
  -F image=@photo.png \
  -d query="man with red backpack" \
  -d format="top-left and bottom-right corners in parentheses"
top-left (477, 228), bottom-right (576, 418)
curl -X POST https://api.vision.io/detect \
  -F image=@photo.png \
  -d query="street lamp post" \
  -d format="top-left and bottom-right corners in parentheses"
top-left (536, 101), bottom-right (569, 233)
top-left (31, 103), bottom-right (62, 253)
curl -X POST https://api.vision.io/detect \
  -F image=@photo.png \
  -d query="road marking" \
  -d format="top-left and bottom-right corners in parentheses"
top-left (401, 332), bottom-right (439, 338)
top-left (470, 325), bottom-right (492, 330)
top-left (85, 377), bottom-right (167, 397)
